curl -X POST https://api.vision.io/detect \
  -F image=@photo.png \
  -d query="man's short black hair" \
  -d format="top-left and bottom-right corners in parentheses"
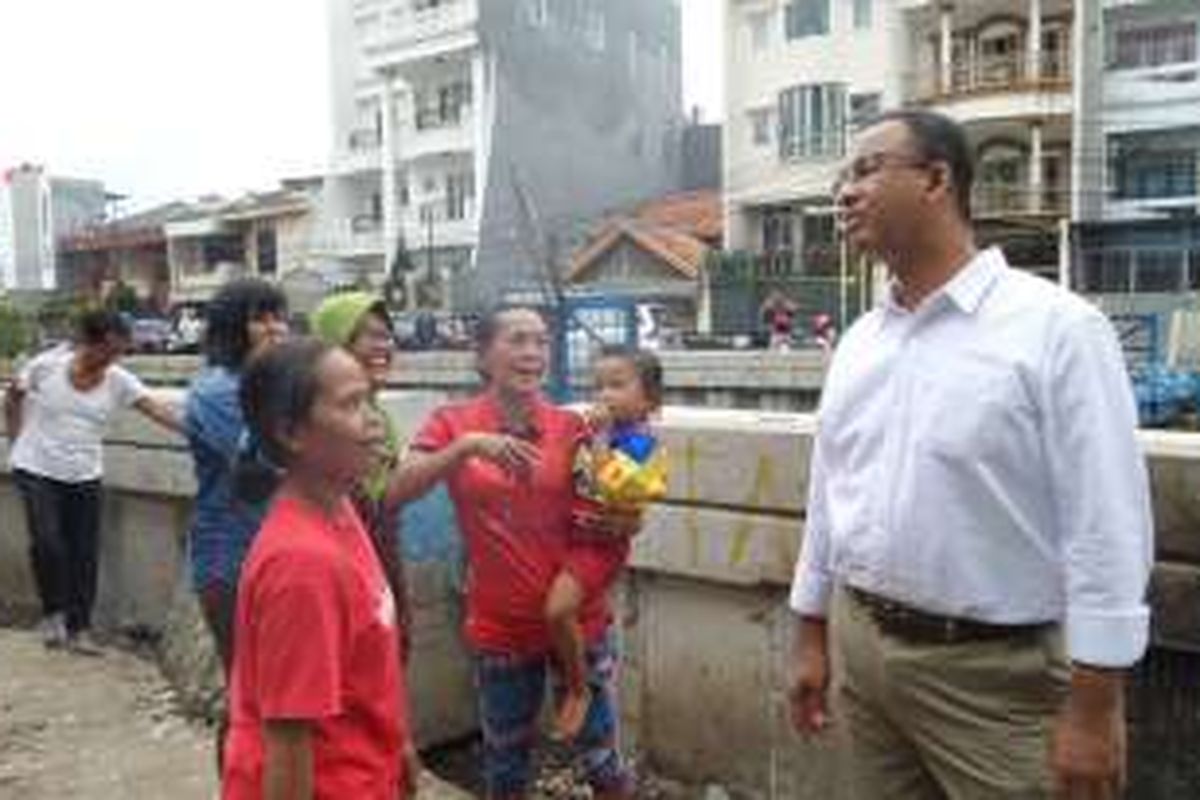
top-left (75, 309), bottom-right (130, 345)
top-left (871, 109), bottom-right (974, 221)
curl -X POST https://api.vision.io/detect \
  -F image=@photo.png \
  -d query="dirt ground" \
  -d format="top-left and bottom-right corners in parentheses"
top-left (0, 622), bottom-right (704, 799)
top-left (0, 626), bottom-right (218, 799)
top-left (0, 626), bottom-right (477, 800)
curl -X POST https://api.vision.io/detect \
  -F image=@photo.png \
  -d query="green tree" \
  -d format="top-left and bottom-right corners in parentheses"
top-left (104, 281), bottom-right (140, 315)
top-left (0, 302), bottom-right (32, 362)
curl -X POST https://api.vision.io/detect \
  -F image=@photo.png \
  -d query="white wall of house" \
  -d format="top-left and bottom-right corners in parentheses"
top-left (723, 0), bottom-right (905, 252)
top-left (1094, 2), bottom-right (1200, 222)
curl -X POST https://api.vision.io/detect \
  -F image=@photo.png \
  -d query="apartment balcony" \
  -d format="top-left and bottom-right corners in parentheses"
top-left (403, 203), bottom-right (478, 250)
top-left (311, 216), bottom-right (386, 258)
top-left (902, 0), bottom-right (1075, 123)
top-left (402, 109), bottom-right (475, 161)
top-left (973, 182), bottom-right (1070, 219)
top-left (332, 129), bottom-right (384, 175)
top-left (905, 50), bottom-right (1073, 120)
top-left (363, 0), bottom-right (479, 71)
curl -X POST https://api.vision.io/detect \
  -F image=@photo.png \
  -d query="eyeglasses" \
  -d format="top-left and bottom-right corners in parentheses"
top-left (832, 152), bottom-right (931, 196)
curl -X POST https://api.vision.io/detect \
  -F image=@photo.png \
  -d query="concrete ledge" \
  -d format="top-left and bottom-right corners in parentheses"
top-left (634, 504), bottom-right (801, 587)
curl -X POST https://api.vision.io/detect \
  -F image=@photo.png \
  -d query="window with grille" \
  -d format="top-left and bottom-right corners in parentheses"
top-left (853, 0), bottom-right (872, 30)
top-left (1112, 24), bottom-right (1197, 69)
top-left (749, 108), bottom-right (772, 147)
top-left (445, 171), bottom-right (475, 221)
top-left (748, 11), bottom-right (771, 52)
top-left (778, 83), bottom-right (846, 160)
top-left (1111, 130), bottom-right (1200, 200)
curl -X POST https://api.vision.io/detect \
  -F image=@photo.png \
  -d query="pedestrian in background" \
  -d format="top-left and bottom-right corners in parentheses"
top-left (184, 278), bottom-right (288, 675)
top-left (312, 292), bottom-right (412, 658)
top-left (183, 279), bottom-right (287, 769)
top-left (789, 110), bottom-right (1152, 799)
top-left (5, 309), bottom-right (181, 654)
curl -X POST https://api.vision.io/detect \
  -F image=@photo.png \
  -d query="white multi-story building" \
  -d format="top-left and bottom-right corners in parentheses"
top-left (1071, 0), bottom-right (1200, 305)
top-left (724, 0), bottom-right (1078, 284)
top-left (315, 0), bottom-right (683, 309)
top-left (0, 165), bottom-right (108, 293)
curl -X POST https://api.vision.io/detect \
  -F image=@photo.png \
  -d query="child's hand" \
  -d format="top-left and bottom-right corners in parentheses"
top-left (596, 505), bottom-right (644, 539)
top-left (582, 403), bottom-right (613, 431)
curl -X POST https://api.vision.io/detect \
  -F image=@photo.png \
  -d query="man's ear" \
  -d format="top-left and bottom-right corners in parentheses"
top-left (926, 161), bottom-right (952, 203)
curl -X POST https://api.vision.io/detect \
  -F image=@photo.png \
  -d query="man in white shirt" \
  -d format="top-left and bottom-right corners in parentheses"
top-left (787, 110), bottom-right (1152, 799)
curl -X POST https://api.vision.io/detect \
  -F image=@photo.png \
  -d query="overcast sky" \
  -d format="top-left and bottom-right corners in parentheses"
top-left (0, 0), bottom-right (723, 207)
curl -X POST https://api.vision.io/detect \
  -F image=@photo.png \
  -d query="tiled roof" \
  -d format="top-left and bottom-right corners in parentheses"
top-left (568, 189), bottom-right (721, 283)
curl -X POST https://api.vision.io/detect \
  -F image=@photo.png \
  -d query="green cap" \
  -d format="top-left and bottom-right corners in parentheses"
top-left (311, 291), bottom-right (387, 347)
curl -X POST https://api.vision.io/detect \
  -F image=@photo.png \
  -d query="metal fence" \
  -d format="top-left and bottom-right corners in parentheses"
top-left (707, 250), bottom-right (876, 340)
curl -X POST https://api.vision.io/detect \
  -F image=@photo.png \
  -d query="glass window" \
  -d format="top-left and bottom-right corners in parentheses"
top-left (1134, 250), bottom-right (1185, 292)
top-left (762, 211), bottom-right (794, 253)
top-left (853, 0), bottom-right (872, 30)
top-left (445, 171), bottom-right (475, 221)
top-left (785, 0), bottom-right (830, 40)
top-left (1112, 130), bottom-right (1200, 200)
top-left (585, 6), bottom-right (606, 52)
top-left (778, 84), bottom-right (846, 160)
top-left (257, 228), bottom-right (277, 276)
top-left (1112, 24), bottom-right (1198, 69)
top-left (749, 109), bottom-right (772, 147)
top-left (748, 11), bottom-right (771, 52)
top-left (849, 92), bottom-right (880, 131)
top-left (1102, 250), bottom-right (1133, 293)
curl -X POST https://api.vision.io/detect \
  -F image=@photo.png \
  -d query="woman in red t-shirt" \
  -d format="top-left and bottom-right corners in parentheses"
top-left (221, 339), bottom-right (412, 800)
top-left (399, 306), bottom-right (639, 799)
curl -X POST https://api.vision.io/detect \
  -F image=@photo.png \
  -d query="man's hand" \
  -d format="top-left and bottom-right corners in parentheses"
top-left (1051, 666), bottom-right (1127, 799)
top-left (788, 616), bottom-right (831, 736)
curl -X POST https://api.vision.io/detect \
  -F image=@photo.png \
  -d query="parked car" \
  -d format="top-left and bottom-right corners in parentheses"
top-left (129, 317), bottom-right (172, 354)
top-left (391, 310), bottom-right (477, 351)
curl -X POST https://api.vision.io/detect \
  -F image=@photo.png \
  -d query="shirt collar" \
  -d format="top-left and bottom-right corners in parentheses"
top-left (882, 246), bottom-right (1007, 317)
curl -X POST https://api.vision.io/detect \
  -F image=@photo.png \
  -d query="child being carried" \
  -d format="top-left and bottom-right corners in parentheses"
top-left (545, 344), bottom-right (668, 740)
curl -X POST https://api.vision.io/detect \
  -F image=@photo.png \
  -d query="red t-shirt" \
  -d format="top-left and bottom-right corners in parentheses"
top-left (412, 392), bottom-right (610, 655)
top-left (222, 495), bottom-right (408, 800)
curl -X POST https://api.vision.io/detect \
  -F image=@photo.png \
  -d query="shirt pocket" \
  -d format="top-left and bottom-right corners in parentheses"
top-left (917, 359), bottom-right (1033, 463)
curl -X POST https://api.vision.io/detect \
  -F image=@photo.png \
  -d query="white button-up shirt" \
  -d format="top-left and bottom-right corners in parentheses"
top-left (790, 247), bottom-right (1153, 667)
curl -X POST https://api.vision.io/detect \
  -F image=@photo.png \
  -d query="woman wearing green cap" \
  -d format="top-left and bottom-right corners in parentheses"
top-left (311, 292), bottom-right (411, 656)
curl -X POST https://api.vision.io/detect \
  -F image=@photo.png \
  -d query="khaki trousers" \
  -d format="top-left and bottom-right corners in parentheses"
top-left (831, 586), bottom-right (1069, 799)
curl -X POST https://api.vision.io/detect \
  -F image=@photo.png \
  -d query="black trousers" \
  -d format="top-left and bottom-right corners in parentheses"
top-left (14, 469), bottom-right (103, 634)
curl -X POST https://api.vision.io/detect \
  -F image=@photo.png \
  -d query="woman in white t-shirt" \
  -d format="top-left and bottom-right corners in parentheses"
top-left (4, 310), bottom-right (181, 653)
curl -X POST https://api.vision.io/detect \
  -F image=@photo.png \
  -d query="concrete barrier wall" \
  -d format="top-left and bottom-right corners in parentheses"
top-left (121, 350), bottom-right (827, 411)
top-left (2, 393), bottom-right (1199, 796)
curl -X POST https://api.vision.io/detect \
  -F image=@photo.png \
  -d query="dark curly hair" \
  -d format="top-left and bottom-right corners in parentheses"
top-left (203, 279), bottom-right (288, 370)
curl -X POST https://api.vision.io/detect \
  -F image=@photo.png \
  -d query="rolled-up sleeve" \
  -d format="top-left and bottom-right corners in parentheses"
top-left (1044, 311), bottom-right (1153, 667)
top-left (790, 421), bottom-right (835, 617)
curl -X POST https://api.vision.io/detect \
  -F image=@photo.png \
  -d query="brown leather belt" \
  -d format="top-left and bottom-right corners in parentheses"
top-left (847, 586), bottom-right (1052, 645)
